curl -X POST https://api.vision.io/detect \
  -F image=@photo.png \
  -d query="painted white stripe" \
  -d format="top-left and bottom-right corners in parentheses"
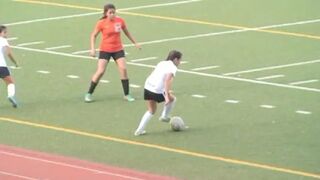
top-left (12, 46), bottom-right (320, 93)
top-left (130, 57), bottom-right (158, 62)
top-left (296, 110), bottom-right (312, 115)
top-left (45, 45), bottom-right (72, 50)
top-left (260, 105), bottom-right (276, 109)
top-left (0, 171), bottom-right (37, 180)
top-left (130, 84), bottom-right (141, 88)
top-left (17, 41), bottom-right (44, 47)
top-left (289, 79), bottom-right (319, 85)
top-left (100, 80), bottom-right (110, 83)
top-left (192, 66), bottom-right (220, 71)
top-left (9, 66), bottom-right (22, 69)
top-left (37, 70), bottom-right (50, 74)
top-left (0, 151), bottom-right (145, 180)
top-left (256, 75), bottom-right (285, 80)
top-left (181, 61), bottom-right (189, 64)
top-left (119, 0), bottom-right (202, 11)
top-left (223, 59), bottom-right (320, 76)
top-left (67, 75), bottom-right (79, 79)
top-left (225, 100), bottom-right (240, 104)
top-left (7, 37), bottom-right (18, 41)
top-left (5, 12), bottom-right (100, 26)
top-left (191, 94), bottom-right (206, 98)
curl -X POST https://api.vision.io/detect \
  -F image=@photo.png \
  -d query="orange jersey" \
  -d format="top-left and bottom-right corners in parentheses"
top-left (94, 16), bottom-right (126, 52)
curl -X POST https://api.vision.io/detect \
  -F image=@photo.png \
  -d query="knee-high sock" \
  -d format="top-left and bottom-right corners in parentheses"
top-left (88, 81), bottom-right (98, 94)
top-left (121, 79), bottom-right (129, 96)
top-left (136, 111), bottom-right (153, 132)
top-left (7, 83), bottom-right (15, 97)
top-left (161, 98), bottom-right (176, 118)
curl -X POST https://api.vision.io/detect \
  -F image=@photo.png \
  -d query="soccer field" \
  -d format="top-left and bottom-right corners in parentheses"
top-left (0, 0), bottom-right (319, 179)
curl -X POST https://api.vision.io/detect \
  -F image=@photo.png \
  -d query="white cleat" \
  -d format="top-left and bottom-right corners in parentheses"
top-left (159, 116), bottom-right (170, 123)
top-left (134, 130), bottom-right (146, 136)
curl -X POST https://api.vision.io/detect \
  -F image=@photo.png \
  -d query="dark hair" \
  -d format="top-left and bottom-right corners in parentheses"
top-left (166, 50), bottom-right (182, 61)
top-left (100, 4), bottom-right (116, 19)
top-left (0, 25), bottom-right (7, 33)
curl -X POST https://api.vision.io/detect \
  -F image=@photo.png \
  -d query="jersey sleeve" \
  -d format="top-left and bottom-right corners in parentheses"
top-left (120, 18), bottom-right (127, 29)
top-left (0, 38), bottom-right (9, 47)
top-left (169, 64), bottom-right (178, 76)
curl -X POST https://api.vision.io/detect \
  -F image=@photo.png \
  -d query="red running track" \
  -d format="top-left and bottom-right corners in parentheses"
top-left (0, 144), bottom-right (178, 180)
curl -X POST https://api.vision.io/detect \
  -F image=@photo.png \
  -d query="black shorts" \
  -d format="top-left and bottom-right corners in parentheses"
top-left (144, 89), bottom-right (165, 103)
top-left (99, 50), bottom-right (125, 61)
top-left (0, 67), bottom-right (10, 78)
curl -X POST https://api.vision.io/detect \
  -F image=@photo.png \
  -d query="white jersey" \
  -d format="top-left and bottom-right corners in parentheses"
top-left (0, 37), bottom-right (9, 67)
top-left (144, 60), bottom-right (177, 94)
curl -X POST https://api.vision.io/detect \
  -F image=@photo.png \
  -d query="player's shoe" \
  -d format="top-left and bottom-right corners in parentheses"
top-left (124, 94), bottom-right (135, 102)
top-left (84, 93), bottom-right (93, 103)
top-left (134, 130), bottom-right (146, 136)
top-left (8, 96), bottom-right (18, 108)
top-left (159, 116), bottom-right (170, 123)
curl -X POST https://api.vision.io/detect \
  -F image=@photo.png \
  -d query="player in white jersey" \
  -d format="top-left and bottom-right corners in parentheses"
top-left (0, 25), bottom-right (18, 108)
top-left (134, 50), bottom-right (182, 136)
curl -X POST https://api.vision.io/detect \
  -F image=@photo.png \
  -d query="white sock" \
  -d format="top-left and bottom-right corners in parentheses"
top-left (161, 98), bottom-right (176, 118)
top-left (136, 111), bottom-right (153, 132)
top-left (7, 83), bottom-right (15, 97)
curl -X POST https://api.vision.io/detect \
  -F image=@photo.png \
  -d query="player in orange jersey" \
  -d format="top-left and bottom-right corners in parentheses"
top-left (85, 4), bottom-right (140, 102)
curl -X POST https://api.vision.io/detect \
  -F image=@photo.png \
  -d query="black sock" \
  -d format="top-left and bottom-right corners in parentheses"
top-left (88, 81), bottom-right (98, 94)
top-left (121, 79), bottom-right (129, 96)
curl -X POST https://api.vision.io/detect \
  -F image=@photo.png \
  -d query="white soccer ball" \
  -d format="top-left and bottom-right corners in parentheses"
top-left (170, 116), bottom-right (185, 131)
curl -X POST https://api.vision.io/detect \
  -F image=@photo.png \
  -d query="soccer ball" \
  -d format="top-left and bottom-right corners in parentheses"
top-left (170, 116), bottom-right (185, 131)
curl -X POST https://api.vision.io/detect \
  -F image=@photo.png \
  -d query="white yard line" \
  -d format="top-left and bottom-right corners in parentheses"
top-left (260, 105), bottom-right (276, 109)
top-left (256, 75), bottom-right (285, 80)
top-left (130, 84), bottom-right (141, 88)
top-left (17, 41), bottom-right (44, 47)
top-left (130, 57), bottom-right (158, 62)
top-left (7, 0), bottom-right (201, 27)
top-left (45, 45), bottom-right (72, 50)
top-left (192, 66), bottom-right (220, 71)
top-left (37, 70), bottom-right (50, 74)
top-left (12, 46), bottom-right (320, 93)
top-left (67, 75), bottom-right (80, 79)
top-left (296, 110), bottom-right (312, 115)
top-left (225, 100), bottom-right (240, 104)
top-left (289, 79), bottom-right (319, 85)
top-left (100, 80), bottom-right (110, 83)
top-left (0, 171), bottom-right (38, 180)
top-left (191, 94), bottom-right (206, 98)
top-left (223, 59), bottom-right (320, 76)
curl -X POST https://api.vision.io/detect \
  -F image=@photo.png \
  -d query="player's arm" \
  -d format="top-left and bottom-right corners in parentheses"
top-left (90, 26), bottom-right (100, 57)
top-left (164, 73), bottom-right (175, 104)
top-left (5, 46), bottom-right (18, 67)
top-left (122, 27), bottom-right (141, 50)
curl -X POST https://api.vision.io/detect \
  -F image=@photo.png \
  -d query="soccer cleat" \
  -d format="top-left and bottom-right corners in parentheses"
top-left (124, 94), bottom-right (135, 102)
top-left (84, 93), bottom-right (93, 103)
top-left (159, 116), bottom-right (170, 123)
top-left (134, 130), bottom-right (146, 136)
top-left (8, 96), bottom-right (18, 108)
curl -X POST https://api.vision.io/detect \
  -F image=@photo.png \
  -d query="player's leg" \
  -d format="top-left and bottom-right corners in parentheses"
top-left (85, 59), bottom-right (108, 102)
top-left (3, 75), bottom-right (17, 108)
top-left (159, 96), bottom-right (176, 122)
top-left (114, 52), bottom-right (134, 101)
top-left (134, 100), bottom-right (157, 136)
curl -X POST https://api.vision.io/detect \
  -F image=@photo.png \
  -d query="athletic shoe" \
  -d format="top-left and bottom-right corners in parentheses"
top-left (124, 94), bottom-right (135, 102)
top-left (134, 130), bottom-right (146, 136)
top-left (84, 93), bottom-right (93, 103)
top-left (159, 116), bottom-right (170, 123)
top-left (8, 96), bottom-right (18, 108)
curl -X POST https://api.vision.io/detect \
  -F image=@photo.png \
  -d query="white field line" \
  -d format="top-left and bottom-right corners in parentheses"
top-left (11, 46), bottom-right (320, 93)
top-left (17, 41), bottom-right (44, 47)
top-left (0, 151), bottom-right (145, 180)
top-left (7, 0), bottom-right (201, 27)
top-left (192, 66), bottom-right (220, 71)
top-left (67, 75), bottom-right (80, 79)
top-left (181, 61), bottom-right (189, 64)
top-left (296, 110), bottom-right (312, 115)
top-left (225, 100), bottom-right (240, 104)
top-left (191, 94), bottom-right (206, 98)
top-left (130, 84), bottom-right (141, 88)
top-left (37, 70), bottom-right (50, 74)
top-left (289, 79), bottom-right (319, 85)
top-left (7, 37), bottom-right (18, 41)
top-left (74, 16), bottom-right (320, 55)
top-left (45, 45), bottom-right (72, 50)
top-left (256, 75), bottom-right (285, 80)
top-left (0, 171), bottom-right (37, 180)
top-left (130, 57), bottom-right (158, 62)
top-left (223, 59), bottom-right (320, 76)
top-left (260, 105), bottom-right (276, 109)
top-left (100, 80), bottom-right (110, 83)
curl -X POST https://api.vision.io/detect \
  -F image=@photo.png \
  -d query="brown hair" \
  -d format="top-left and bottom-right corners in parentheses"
top-left (166, 50), bottom-right (182, 61)
top-left (100, 4), bottom-right (116, 19)
top-left (0, 25), bottom-right (7, 33)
